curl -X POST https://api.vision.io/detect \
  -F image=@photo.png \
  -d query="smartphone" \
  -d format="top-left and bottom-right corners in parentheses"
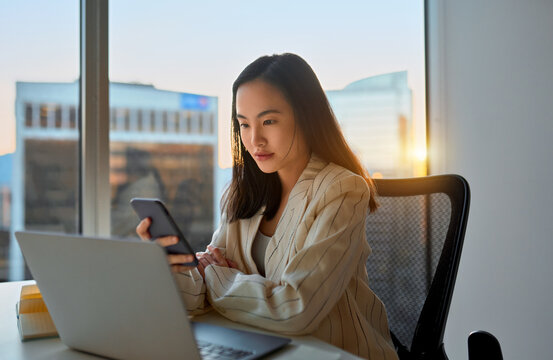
top-left (130, 198), bottom-right (198, 266)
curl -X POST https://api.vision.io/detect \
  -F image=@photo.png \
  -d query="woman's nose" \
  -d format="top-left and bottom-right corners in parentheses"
top-left (251, 127), bottom-right (265, 147)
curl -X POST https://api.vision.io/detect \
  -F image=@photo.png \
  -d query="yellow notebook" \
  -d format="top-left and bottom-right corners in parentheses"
top-left (15, 284), bottom-right (59, 341)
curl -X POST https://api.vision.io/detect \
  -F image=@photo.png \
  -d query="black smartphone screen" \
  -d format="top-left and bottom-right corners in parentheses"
top-left (130, 198), bottom-right (198, 266)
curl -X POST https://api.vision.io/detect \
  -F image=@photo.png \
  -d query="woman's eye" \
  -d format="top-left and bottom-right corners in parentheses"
top-left (239, 123), bottom-right (249, 128)
top-left (263, 119), bottom-right (275, 125)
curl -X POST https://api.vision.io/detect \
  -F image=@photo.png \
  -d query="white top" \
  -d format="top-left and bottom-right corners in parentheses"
top-left (251, 231), bottom-right (272, 276)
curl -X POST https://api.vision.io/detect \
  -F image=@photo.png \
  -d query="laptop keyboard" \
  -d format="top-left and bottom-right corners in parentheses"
top-left (197, 340), bottom-right (254, 360)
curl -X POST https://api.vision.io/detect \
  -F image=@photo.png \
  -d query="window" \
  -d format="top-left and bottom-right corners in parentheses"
top-left (0, 0), bottom-right (80, 281)
top-left (0, 0), bottom-right (425, 281)
top-left (69, 106), bottom-right (77, 129)
top-left (24, 104), bottom-right (33, 128)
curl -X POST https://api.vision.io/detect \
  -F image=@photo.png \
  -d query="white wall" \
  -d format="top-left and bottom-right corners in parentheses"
top-left (427, 0), bottom-right (553, 359)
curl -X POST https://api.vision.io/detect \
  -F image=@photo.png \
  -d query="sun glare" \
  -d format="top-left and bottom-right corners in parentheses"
top-left (414, 147), bottom-right (427, 162)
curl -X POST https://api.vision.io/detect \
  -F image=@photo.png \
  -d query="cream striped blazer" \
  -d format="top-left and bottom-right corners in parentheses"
top-left (175, 155), bottom-right (398, 359)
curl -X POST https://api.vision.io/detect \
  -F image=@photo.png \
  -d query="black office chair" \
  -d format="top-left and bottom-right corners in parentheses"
top-left (468, 330), bottom-right (503, 360)
top-left (365, 174), bottom-right (470, 359)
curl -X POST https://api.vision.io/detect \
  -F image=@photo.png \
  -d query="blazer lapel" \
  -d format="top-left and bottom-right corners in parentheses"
top-left (265, 154), bottom-right (327, 280)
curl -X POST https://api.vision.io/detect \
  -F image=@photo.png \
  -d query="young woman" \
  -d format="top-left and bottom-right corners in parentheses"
top-left (137, 53), bottom-right (398, 359)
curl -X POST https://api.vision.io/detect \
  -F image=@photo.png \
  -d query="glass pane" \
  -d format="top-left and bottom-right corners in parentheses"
top-left (0, 1), bottom-right (80, 281)
top-left (109, 0), bottom-right (425, 248)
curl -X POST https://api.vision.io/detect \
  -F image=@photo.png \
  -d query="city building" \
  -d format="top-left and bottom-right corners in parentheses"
top-left (10, 81), bottom-right (223, 280)
top-left (326, 71), bottom-right (413, 178)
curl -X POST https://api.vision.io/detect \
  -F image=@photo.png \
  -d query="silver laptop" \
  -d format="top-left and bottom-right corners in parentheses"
top-left (15, 231), bottom-right (290, 360)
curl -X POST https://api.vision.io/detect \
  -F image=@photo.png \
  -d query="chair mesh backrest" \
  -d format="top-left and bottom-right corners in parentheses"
top-left (365, 175), bottom-right (470, 356)
top-left (366, 193), bottom-right (450, 348)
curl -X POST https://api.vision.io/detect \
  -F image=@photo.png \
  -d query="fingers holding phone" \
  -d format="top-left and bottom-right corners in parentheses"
top-left (135, 217), bottom-right (178, 247)
top-left (131, 198), bottom-right (199, 267)
top-left (136, 217), bottom-right (152, 241)
top-left (167, 252), bottom-right (197, 273)
top-left (134, 213), bottom-right (198, 272)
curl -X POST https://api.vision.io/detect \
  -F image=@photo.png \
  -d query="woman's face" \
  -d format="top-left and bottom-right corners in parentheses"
top-left (236, 79), bottom-right (310, 179)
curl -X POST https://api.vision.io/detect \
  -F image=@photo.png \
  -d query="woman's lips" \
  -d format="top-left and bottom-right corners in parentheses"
top-left (254, 153), bottom-right (274, 161)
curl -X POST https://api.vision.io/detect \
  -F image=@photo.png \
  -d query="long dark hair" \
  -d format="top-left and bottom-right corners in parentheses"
top-left (223, 53), bottom-right (378, 222)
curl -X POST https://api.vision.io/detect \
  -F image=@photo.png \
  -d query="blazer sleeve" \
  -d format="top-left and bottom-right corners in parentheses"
top-left (203, 174), bottom-right (370, 335)
top-left (173, 215), bottom-right (230, 315)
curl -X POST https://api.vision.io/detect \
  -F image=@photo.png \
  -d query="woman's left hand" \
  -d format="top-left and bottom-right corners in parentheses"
top-left (196, 245), bottom-right (238, 278)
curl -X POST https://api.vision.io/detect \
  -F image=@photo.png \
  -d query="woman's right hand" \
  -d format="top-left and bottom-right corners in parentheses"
top-left (136, 217), bottom-right (197, 273)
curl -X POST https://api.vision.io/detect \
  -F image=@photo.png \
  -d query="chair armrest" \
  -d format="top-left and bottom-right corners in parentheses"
top-left (468, 330), bottom-right (503, 360)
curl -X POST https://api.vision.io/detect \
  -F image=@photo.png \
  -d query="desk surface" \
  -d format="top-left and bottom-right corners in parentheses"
top-left (0, 281), bottom-right (361, 360)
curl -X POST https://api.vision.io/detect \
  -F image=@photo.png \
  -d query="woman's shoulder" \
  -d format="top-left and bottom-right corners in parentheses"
top-left (310, 155), bottom-right (369, 197)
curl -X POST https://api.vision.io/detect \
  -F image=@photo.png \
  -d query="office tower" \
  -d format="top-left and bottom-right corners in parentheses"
top-left (326, 71), bottom-right (413, 178)
top-left (10, 81), bottom-right (220, 279)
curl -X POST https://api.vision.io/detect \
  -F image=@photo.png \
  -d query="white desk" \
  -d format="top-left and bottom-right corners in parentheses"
top-left (0, 281), bottom-right (361, 360)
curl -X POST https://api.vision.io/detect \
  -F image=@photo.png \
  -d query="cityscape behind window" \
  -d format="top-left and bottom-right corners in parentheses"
top-left (0, 0), bottom-right (425, 282)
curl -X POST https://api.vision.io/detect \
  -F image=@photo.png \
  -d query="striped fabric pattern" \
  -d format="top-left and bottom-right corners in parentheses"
top-left (175, 155), bottom-right (398, 359)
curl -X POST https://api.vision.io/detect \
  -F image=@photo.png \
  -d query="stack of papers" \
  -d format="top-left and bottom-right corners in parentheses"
top-left (15, 284), bottom-right (58, 341)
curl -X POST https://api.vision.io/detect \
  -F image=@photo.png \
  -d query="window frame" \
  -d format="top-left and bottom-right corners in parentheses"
top-left (79, 0), bottom-right (110, 236)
